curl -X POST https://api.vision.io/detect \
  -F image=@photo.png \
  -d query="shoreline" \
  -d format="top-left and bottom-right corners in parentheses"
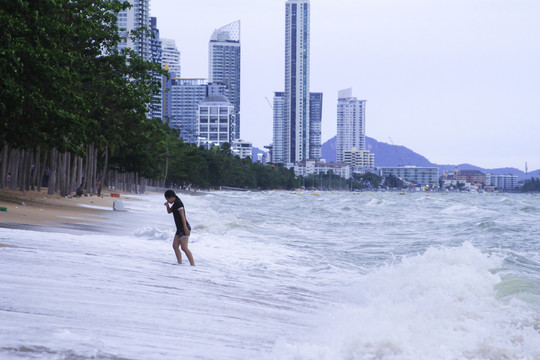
top-left (0, 188), bottom-right (206, 238)
top-left (0, 188), bottom-right (137, 229)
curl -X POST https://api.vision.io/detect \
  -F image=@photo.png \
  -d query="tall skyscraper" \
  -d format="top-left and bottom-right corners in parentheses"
top-left (336, 88), bottom-right (366, 163)
top-left (272, 92), bottom-right (287, 163)
top-left (309, 92), bottom-right (322, 160)
top-left (208, 21), bottom-right (241, 142)
top-left (273, 0), bottom-right (311, 164)
top-left (117, 0), bottom-right (151, 61)
top-left (149, 17), bottom-right (163, 120)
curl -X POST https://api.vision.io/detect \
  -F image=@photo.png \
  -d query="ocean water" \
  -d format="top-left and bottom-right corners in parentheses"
top-left (1, 191), bottom-right (540, 359)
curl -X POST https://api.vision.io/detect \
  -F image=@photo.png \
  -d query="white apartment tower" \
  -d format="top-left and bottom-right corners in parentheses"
top-left (117, 0), bottom-right (151, 61)
top-left (284, 0), bottom-right (310, 164)
top-left (337, 88), bottom-right (366, 163)
top-left (161, 38), bottom-right (181, 77)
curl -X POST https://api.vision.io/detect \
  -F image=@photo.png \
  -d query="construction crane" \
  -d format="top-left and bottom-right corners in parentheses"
top-left (265, 97), bottom-right (273, 111)
top-left (388, 137), bottom-right (406, 166)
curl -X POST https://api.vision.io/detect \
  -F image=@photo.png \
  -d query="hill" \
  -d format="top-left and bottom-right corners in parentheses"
top-left (321, 136), bottom-right (537, 181)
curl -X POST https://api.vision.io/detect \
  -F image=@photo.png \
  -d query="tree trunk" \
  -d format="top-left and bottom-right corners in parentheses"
top-left (70, 154), bottom-right (78, 195)
top-left (0, 143), bottom-right (7, 188)
top-left (77, 156), bottom-right (83, 191)
top-left (101, 146), bottom-right (109, 187)
top-left (38, 151), bottom-right (48, 192)
top-left (48, 148), bottom-right (57, 195)
top-left (31, 147), bottom-right (40, 191)
top-left (17, 150), bottom-right (23, 191)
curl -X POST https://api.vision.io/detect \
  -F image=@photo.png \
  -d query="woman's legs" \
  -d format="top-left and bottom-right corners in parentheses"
top-left (180, 236), bottom-right (195, 266)
top-left (172, 235), bottom-right (183, 264)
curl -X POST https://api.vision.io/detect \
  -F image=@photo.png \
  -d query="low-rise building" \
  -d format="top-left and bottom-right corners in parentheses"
top-left (231, 139), bottom-right (252, 159)
top-left (490, 174), bottom-right (518, 190)
top-left (455, 169), bottom-right (487, 185)
top-left (294, 159), bottom-right (351, 179)
top-left (378, 166), bottom-right (439, 187)
top-left (343, 148), bottom-right (375, 169)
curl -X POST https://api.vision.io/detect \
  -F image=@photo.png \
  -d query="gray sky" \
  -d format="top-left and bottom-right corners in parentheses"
top-left (151, 0), bottom-right (540, 171)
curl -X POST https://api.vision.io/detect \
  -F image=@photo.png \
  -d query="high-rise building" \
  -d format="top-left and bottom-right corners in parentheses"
top-left (284, 0), bottom-right (311, 164)
top-left (167, 79), bottom-right (227, 144)
top-left (162, 38), bottom-right (181, 77)
top-left (117, 0), bottom-right (151, 61)
top-left (149, 17), bottom-right (163, 120)
top-left (208, 21), bottom-right (241, 142)
top-left (336, 88), bottom-right (366, 163)
top-left (309, 92), bottom-right (322, 160)
top-left (273, 91), bottom-right (321, 164)
top-left (272, 92), bottom-right (287, 164)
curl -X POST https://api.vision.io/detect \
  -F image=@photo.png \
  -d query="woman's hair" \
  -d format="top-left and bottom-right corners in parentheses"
top-left (164, 190), bottom-right (176, 198)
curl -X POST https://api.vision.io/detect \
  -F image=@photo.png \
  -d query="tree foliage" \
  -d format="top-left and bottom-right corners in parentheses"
top-left (521, 177), bottom-right (540, 192)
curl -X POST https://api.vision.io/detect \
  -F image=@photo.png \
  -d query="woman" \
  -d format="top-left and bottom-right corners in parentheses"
top-left (164, 190), bottom-right (195, 266)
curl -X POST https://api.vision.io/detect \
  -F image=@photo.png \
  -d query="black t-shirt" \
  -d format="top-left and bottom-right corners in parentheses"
top-left (171, 197), bottom-right (190, 231)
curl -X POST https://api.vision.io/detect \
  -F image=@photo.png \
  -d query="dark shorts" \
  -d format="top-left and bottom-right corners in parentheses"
top-left (175, 224), bottom-right (191, 237)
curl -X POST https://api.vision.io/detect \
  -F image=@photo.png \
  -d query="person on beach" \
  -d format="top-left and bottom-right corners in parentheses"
top-left (164, 190), bottom-right (195, 266)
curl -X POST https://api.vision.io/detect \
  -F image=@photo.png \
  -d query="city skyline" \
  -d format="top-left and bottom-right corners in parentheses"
top-left (150, 0), bottom-right (540, 171)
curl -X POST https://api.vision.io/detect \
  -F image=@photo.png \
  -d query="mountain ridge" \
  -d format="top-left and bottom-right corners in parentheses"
top-left (251, 137), bottom-right (538, 181)
top-left (321, 136), bottom-right (537, 181)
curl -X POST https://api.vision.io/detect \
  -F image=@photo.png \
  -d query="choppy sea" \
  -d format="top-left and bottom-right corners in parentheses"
top-left (1, 191), bottom-right (540, 360)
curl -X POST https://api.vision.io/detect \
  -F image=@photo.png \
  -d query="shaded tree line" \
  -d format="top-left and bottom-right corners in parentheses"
top-left (521, 177), bottom-right (540, 192)
top-left (162, 128), bottom-right (299, 190)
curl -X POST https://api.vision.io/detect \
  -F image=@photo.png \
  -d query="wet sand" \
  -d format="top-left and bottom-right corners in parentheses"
top-left (0, 188), bottom-right (139, 236)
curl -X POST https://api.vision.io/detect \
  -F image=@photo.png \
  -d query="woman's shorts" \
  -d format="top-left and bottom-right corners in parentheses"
top-left (175, 224), bottom-right (191, 237)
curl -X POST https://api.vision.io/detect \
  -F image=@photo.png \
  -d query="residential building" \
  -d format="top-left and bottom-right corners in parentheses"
top-left (167, 78), bottom-right (226, 144)
top-left (232, 139), bottom-right (253, 159)
top-left (455, 169), bottom-right (487, 185)
top-left (337, 88), bottom-right (367, 163)
top-left (490, 174), bottom-right (518, 190)
top-left (117, 0), bottom-right (151, 61)
top-left (309, 92), bottom-right (323, 160)
top-left (264, 144), bottom-right (273, 164)
top-left (295, 159), bottom-right (351, 180)
top-left (378, 166), bottom-right (439, 186)
top-left (149, 17), bottom-right (163, 120)
top-left (343, 148), bottom-right (375, 169)
top-left (209, 21), bottom-right (241, 142)
top-left (197, 95), bottom-right (233, 149)
top-left (284, 0), bottom-right (311, 164)
top-left (162, 38), bottom-right (181, 77)
top-left (272, 92), bottom-right (287, 164)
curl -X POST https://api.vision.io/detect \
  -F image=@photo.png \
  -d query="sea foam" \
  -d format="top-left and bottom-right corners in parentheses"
top-left (270, 243), bottom-right (540, 360)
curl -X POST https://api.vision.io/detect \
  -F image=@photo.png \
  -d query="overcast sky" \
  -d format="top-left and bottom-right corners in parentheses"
top-left (150, 0), bottom-right (540, 171)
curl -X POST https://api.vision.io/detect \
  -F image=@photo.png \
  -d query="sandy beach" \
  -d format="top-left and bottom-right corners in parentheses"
top-left (0, 188), bottom-right (141, 238)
